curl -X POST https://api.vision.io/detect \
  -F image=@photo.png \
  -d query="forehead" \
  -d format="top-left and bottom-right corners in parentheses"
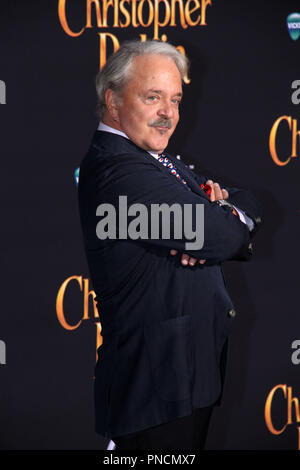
top-left (125, 54), bottom-right (182, 93)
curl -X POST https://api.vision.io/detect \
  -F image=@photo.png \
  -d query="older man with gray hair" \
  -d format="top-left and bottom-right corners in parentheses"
top-left (78, 39), bottom-right (262, 450)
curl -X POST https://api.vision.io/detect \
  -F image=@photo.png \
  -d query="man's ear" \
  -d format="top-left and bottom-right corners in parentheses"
top-left (105, 89), bottom-right (120, 123)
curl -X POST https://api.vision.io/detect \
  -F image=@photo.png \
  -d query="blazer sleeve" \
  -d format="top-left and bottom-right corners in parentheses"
top-left (189, 170), bottom-right (263, 238)
top-left (90, 152), bottom-right (255, 265)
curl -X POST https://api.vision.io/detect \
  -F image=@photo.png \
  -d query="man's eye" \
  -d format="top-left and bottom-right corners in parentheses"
top-left (172, 99), bottom-right (181, 105)
top-left (147, 96), bottom-right (158, 101)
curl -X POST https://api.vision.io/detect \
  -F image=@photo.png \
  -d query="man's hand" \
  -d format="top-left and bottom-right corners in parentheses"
top-left (205, 180), bottom-right (229, 202)
top-left (170, 249), bottom-right (206, 266)
top-left (206, 180), bottom-right (238, 216)
top-left (170, 179), bottom-right (236, 266)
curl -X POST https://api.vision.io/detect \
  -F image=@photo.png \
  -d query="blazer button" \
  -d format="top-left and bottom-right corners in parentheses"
top-left (228, 309), bottom-right (236, 318)
top-left (254, 216), bottom-right (261, 224)
top-left (248, 242), bottom-right (253, 253)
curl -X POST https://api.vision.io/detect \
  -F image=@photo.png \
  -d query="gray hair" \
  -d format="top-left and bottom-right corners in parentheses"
top-left (95, 39), bottom-right (189, 119)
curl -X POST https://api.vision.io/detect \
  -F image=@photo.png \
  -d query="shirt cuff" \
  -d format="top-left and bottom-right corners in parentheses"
top-left (232, 205), bottom-right (255, 231)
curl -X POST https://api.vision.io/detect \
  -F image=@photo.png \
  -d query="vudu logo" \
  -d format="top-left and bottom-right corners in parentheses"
top-left (0, 80), bottom-right (6, 104)
top-left (0, 340), bottom-right (6, 365)
top-left (287, 13), bottom-right (300, 41)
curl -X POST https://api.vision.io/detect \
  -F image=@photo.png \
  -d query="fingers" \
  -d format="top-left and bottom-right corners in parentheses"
top-left (181, 253), bottom-right (205, 266)
top-left (170, 249), bottom-right (206, 266)
top-left (213, 182), bottom-right (223, 200)
top-left (186, 255), bottom-right (198, 266)
top-left (180, 253), bottom-right (190, 265)
top-left (205, 180), bottom-right (215, 201)
top-left (222, 188), bottom-right (229, 199)
top-left (205, 180), bottom-right (228, 201)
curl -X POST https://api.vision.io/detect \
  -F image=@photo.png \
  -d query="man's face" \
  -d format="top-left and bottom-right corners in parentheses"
top-left (113, 54), bottom-right (182, 154)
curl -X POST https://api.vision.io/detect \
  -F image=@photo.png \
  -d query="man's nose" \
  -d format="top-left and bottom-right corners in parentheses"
top-left (157, 100), bottom-right (174, 119)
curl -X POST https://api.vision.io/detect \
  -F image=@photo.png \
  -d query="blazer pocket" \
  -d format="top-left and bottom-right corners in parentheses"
top-left (143, 314), bottom-right (192, 402)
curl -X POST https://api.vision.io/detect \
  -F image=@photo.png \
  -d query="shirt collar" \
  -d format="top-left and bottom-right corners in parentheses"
top-left (97, 121), bottom-right (159, 158)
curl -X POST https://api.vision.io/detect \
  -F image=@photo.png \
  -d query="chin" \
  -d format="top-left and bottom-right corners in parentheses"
top-left (153, 137), bottom-right (170, 151)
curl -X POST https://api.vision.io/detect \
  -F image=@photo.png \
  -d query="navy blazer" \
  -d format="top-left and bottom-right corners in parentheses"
top-left (78, 130), bottom-right (263, 439)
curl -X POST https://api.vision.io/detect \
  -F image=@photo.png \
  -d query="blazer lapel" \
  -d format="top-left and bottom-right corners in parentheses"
top-left (140, 150), bottom-right (203, 197)
top-left (135, 149), bottom-right (211, 201)
top-left (164, 152), bottom-right (210, 200)
top-left (93, 131), bottom-right (210, 201)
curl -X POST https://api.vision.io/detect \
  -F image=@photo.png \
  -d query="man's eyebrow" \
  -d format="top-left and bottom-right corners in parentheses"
top-left (145, 89), bottom-right (183, 97)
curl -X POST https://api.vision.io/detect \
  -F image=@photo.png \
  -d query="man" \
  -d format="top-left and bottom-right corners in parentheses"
top-left (78, 39), bottom-right (262, 450)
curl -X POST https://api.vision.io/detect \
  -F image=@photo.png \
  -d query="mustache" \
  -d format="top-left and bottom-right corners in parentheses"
top-left (148, 118), bottom-right (173, 129)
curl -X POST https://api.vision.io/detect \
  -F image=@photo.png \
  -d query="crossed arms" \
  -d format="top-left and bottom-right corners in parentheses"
top-left (95, 152), bottom-right (262, 265)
